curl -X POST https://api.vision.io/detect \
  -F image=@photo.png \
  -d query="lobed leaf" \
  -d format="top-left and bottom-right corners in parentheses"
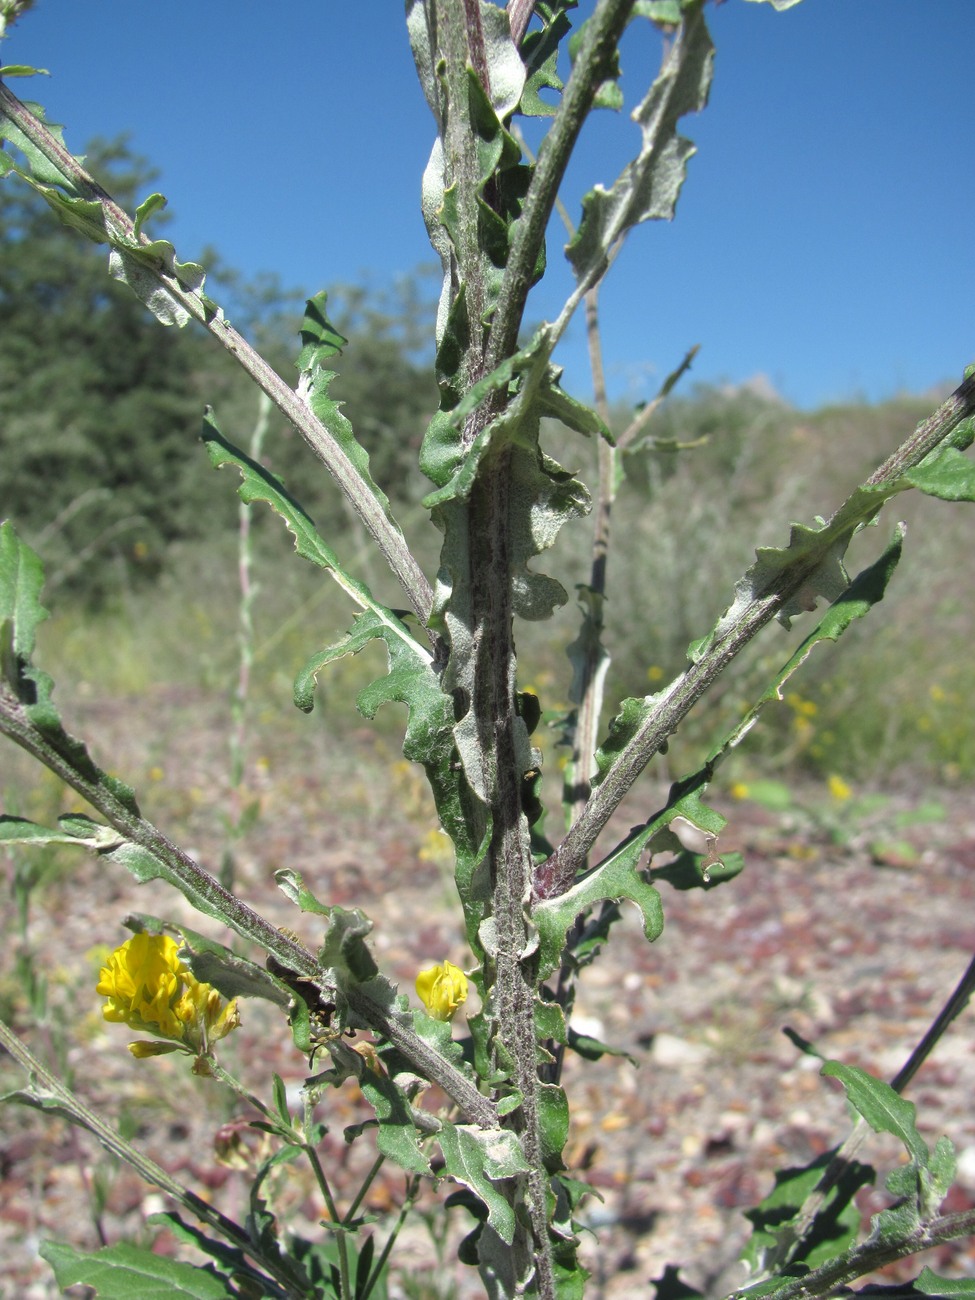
top-left (0, 525), bottom-right (140, 816)
top-left (566, 5), bottom-right (714, 286)
top-left (517, 0), bottom-right (577, 117)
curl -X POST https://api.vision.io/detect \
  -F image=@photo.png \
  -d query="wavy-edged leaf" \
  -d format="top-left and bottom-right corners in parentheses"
top-left (358, 1067), bottom-right (433, 1177)
top-left (39, 1240), bottom-right (236, 1299)
top-left (0, 100), bottom-right (206, 326)
top-left (438, 1122), bottom-right (531, 1245)
top-left (518, 0), bottom-right (577, 117)
top-left (145, 1214), bottom-right (277, 1299)
top-left (822, 1062), bottom-right (928, 1166)
top-left (533, 785), bottom-right (726, 971)
top-left (295, 290), bottom-right (411, 543)
top-left (823, 1061), bottom-right (956, 1223)
top-left (0, 524), bottom-right (140, 816)
top-left (203, 410), bottom-right (426, 664)
top-left (533, 837), bottom-right (663, 979)
top-left (566, 5), bottom-right (713, 284)
top-left (687, 481), bottom-right (908, 667)
top-left (698, 526), bottom-right (904, 768)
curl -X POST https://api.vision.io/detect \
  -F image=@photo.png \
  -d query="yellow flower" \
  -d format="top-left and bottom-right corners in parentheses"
top-left (416, 960), bottom-right (468, 1022)
top-left (96, 933), bottom-right (239, 1057)
top-left (827, 774), bottom-right (852, 802)
top-left (647, 665), bottom-right (665, 684)
top-left (730, 781), bottom-right (750, 801)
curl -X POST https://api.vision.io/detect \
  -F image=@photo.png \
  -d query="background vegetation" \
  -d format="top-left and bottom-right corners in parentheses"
top-left (3, 142), bottom-right (968, 801)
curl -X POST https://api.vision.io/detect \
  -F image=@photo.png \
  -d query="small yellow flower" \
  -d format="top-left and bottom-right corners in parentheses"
top-left (416, 960), bottom-right (468, 1022)
top-left (730, 781), bottom-right (750, 801)
top-left (827, 774), bottom-right (852, 802)
top-left (647, 665), bottom-right (665, 684)
top-left (96, 934), bottom-right (239, 1057)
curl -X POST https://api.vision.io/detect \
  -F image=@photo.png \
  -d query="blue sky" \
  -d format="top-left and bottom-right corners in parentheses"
top-left (3, 1), bottom-right (972, 411)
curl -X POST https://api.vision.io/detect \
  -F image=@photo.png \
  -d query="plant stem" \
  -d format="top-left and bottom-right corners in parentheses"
top-left (0, 81), bottom-right (436, 630)
top-left (487, 0), bottom-right (637, 371)
top-left (303, 1144), bottom-right (352, 1299)
top-left (0, 1017), bottom-right (303, 1297)
top-left (765, 950), bottom-right (975, 1280)
top-left (542, 370), bottom-right (975, 894)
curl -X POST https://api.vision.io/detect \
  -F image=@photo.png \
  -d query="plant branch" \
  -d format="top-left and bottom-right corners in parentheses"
top-left (0, 80), bottom-right (435, 629)
top-left (0, 1017), bottom-right (301, 1297)
top-left (486, 0), bottom-right (637, 371)
top-left (0, 692), bottom-right (498, 1127)
top-left (733, 1207), bottom-right (975, 1300)
top-left (764, 949), bottom-right (975, 1280)
top-left (542, 370), bottom-right (975, 893)
top-left (507, 0), bottom-right (537, 47)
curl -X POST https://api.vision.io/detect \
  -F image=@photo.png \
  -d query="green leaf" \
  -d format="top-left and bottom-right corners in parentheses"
top-left (539, 1083), bottom-right (570, 1166)
top-left (295, 291), bottom-right (412, 541)
top-left (0, 518), bottom-right (50, 700)
top-left (533, 833), bottom-right (663, 979)
top-left (275, 866), bottom-right (333, 916)
top-left (0, 813), bottom-right (121, 850)
top-left (739, 1149), bottom-right (873, 1276)
top-left (438, 1123), bottom-right (531, 1245)
top-left (821, 1062), bottom-right (928, 1167)
top-left (518, 1), bottom-right (576, 117)
top-left (913, 1268), bottom-right (975, 1295)
top-left (0, 65), bottom-right (50, 77)
top-left (203, 411), bottom-right (424, 661)
top-left (146, 1213), bottom-right (280, 1298)
top-left (0, 525), bottom-right (140, 817)
top-left (39, 1240), bottom-right (236, 1298)
top-left (904, 445), bottom-right (975, 501)
top-left (566, 6), bottom-right (713, 284)
top-left (357, 1069), bottom-right (432, 1176)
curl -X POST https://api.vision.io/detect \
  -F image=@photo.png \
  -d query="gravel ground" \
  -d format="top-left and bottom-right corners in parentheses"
top-left (3, 685), bottom-right (975, 1298)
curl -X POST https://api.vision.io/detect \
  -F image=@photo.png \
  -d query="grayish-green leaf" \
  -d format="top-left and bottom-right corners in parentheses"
top-left (566, 6), bottom-right (713, 284)
top-left (438, 1122), bottom-right (530, 1244)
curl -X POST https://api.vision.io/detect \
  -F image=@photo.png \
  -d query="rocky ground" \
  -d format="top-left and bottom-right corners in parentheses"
top-left (2, 683), bottom-right (975, 1298)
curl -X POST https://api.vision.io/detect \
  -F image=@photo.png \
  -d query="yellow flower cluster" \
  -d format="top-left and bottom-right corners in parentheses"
top-left (415, 960), bottom-right (468, 1022)
top-left (97, 933), bottom-right (239, 1058)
